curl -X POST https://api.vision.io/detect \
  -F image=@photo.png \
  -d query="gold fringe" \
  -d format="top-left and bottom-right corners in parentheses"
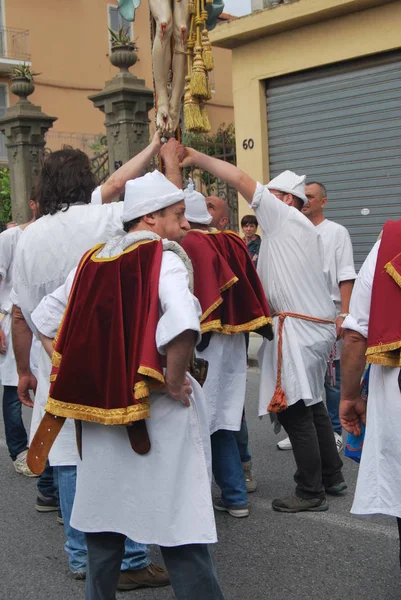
top-left (366, 353), bottom-right (401, 367)
top-left (188, 0), bottom-right (196, 14)
top-left (366, 339), bottom-right (401, 356)
top-left (200, 319), bottom-right (223, 334)
top-left (385, 261), bottom-right (401, 289)
top-left (184, 76), bottom-right (204, 132)
top-left (200, 104), bottom-right (211, 132)
top-left (201, 29), bottom-right (214, 71)
top-left (91, 239), bottom-right (156, 263)
top-left (50, 374), bottom-right (57, 382)
top-left (190, 47), bottom-right (209, 99)
top-left (137, 365), bottom-right (165, 384)
top-left (220, 276), bottom-right (239, 293)
top-left (201, 297), bottom-right (223, 323)
top-left (52, 350), bottom-right (62, 368)
top-left (205, 0), bottom-right (213, 3)
top-left (46, 396), bottom-right (150, 426)
top-left (221, 316), bottom-right (273, 335)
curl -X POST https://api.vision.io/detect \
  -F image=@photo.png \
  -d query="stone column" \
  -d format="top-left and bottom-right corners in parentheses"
top-left (89, 47), bottom-right (154, 175)
top-left (0, 79), bottom-right (57, 223)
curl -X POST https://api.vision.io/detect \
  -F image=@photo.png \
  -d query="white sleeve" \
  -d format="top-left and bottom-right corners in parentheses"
top-left (335, 226), bottom-right (357, 283)
top-left (250, 182), bottom-right (290, 236)
top-left (342, 241), bottom-right (380, 339)
top-left (91, 186), bottom-right (102, 205)
top-left (31, 268), bottom-right (77, 338)
top-left (156, 251), bottom-right (202, 355)
top-left (0, 230), bottom-right (13, 281)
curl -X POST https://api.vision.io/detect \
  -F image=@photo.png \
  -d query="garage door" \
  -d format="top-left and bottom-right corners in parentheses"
top-left (266, 52), bottom-right (401, 269)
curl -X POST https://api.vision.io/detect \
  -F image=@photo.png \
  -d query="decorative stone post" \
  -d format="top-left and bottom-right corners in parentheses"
top-left (89, 46), bottom-right (154, 174)
top-left (0, 79), bottom-right (57, 223)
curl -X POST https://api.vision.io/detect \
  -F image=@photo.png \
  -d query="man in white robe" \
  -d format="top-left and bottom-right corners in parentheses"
top-left (180, 149), bottom-right (345, 513)
top-left (31, 171), bottom-right (223, 600)
top-left (341, 234), bottom-right (401, 568)
top-left (11, 136), bottom-right (169, 585)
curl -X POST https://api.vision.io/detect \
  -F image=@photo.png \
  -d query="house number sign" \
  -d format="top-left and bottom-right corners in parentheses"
top-left (242, 139), bottom-right (254, 150)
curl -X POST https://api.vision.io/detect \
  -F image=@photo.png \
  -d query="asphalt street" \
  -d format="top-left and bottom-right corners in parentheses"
top-left (0, 369), bottom-right (399, 600)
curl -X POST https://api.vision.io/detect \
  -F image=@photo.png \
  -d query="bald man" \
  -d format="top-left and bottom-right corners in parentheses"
top-left (206, 197), bottom-right (229, 231)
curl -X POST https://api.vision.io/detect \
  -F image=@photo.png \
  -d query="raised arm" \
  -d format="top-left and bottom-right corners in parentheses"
top-left (181, 148), bottom-right (257, 203)
top-left (160, 138), bottom-right (186, 189)
top-left (100, 131), bottom-right (162, 204)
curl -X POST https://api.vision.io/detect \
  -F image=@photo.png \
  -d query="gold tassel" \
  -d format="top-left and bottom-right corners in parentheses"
top-left (188, 0), bottom-right (196, 15)
top-left (200, 104), bottom-right (211, 133)
top-left (184, 77), bottom-right (204, 132)
top-left (190, 46), bottom-right (209, 99)
top-left (201, 29), bottom-right (214, 71)
top-left (206, 0), bottom-right (213, 4)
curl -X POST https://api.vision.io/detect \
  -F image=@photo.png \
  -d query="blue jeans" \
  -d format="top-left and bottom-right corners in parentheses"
top-left (37, 460), bottom-right (58, 498)
top-left (2, 385), bottom-right (27, 460)
top-left (325, 360), bottom-right (341, 435)
top-left (56, 465), bottom-right (150, 574)
top-left (233, 413), bottom-right (252, 464)
top-left (85, 533), bottom-right (225, 600)
top-left (211, 429), bottom-right (247, 507)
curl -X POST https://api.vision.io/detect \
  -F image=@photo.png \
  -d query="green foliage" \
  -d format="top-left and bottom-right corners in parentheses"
top-left (89, 134), bottom-right (108, 157)
top-left (11, 63), bottom-right (41, 81)
top-left (109, 26), bottom-right (138, 50)
top-left (0, 168), bottom-right (12, 224)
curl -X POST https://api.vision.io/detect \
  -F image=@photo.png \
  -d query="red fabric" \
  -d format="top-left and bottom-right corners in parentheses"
top-left (182, 230), bottom-right (272, 337)
top-left (48, 239), bottom-right (164, 423)
top-left (367, 220), bottom-right (401, 364)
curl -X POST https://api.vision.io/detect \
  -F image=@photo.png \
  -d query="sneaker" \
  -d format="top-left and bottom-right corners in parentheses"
top-left (334, 432), bottom-right (344, 453)
top-left (35, 493), bottom-right (59, 513)
top-left (72, 571), bottom-right (86, 581)
top-left (57, 509), bottom-right (64, 525)
top-left (117, 563), bottom-right (170, 591)
top-left (277, 437), bottom-right (292, 451)
top-left (272, 495), bottom-right (328, 513)
top-left (242, 461), bottom-right (257, 493)
top-left (325, 481), bottom-right (347, 495)
top-left (13, 450), bottom-right (38, 478)
top-left (213, 498), bottom-right (249, 518)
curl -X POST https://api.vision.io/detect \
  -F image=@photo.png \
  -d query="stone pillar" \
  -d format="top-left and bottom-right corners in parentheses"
top-left (0, 79), bottom-right (57, 223)
top-left (89, 47), bottom-right (154, 175)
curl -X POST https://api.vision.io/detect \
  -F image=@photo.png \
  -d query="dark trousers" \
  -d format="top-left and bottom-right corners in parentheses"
top-left (85, 532), bottom-right (225, 600)
top-left (2, 385), bottom-right (27, 460)
top-left (397, 518), bottom-right (401, 569)
top-left (277, 400), bottom-right (344, 499)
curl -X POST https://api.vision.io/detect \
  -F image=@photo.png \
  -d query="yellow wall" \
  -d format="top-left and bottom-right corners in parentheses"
top-left (4, 0), bottom-right (233, 147)
top-left (211, 0), bottom-right (401, 222)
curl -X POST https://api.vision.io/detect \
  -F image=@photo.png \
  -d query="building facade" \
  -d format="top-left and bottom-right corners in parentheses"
top-left (211, 0), bottom-right (401, 267)
top-left (0, 0), bottom-right (234, 162)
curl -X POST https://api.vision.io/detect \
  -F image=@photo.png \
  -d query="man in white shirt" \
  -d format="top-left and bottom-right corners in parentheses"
top-left (11, 135), bottom-right (170, 588)
top-left (181, 149), bottom-right (345, 513)
top-left (277, 182), bottom-right (357, 452)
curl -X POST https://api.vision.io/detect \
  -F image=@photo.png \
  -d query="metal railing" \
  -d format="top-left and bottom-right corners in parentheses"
top-left (45, 131), bottom-right (102, 157)
top-left (0, 26), bottom-right (30, 61)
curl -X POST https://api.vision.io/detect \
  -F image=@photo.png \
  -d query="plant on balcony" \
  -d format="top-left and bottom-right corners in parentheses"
top-left (10, 63), bottom-right (41, 82)
top-left (108, 27), bottom-right (138, 73)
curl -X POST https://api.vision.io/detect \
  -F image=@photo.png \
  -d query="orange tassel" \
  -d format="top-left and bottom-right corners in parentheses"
top-left (267, 386), bottom-right (288, 413)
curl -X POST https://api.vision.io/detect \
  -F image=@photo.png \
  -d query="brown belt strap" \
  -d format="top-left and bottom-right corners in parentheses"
top-left (126, 420), bottom-right (151, 455)
top-left (27, 412), bottom-right (66, 475)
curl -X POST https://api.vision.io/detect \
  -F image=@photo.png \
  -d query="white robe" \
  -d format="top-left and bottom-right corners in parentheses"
top-left (12, 190), bottom-right (124, 466)
top-left (0, 226), bottom-right (39, 385)
top-left (32, 233), bottom-right (217, 546)
top-left (198, 333), bottom-right (247, 434)
top-left (343, 241), bottom-right (401, 519)
top-left (251, 183), bottom-right (336, 414)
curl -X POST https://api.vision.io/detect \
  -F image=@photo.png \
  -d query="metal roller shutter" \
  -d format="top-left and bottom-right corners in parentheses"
top-left (266, 52), bottom-right (401, 269)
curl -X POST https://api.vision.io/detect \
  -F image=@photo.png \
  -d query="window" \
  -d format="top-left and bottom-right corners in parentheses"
top-left (108, 5), bottom-right (133, 48)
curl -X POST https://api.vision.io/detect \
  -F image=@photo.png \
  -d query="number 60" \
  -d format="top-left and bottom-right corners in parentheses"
top-left (242, 139), bottom-right (254, 150)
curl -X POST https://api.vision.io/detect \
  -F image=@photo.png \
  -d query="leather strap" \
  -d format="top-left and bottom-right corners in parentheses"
top-left (27, 412), bottom-right (66, 475)
top-left (126, 420), bottom-right (151, 455)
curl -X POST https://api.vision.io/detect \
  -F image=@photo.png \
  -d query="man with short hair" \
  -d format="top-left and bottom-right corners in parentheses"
top-left (30, 170), bottom-right (224, 600)
top-left (180, 152), bottom-right (345, 513)
top-left (206, 196), bottom-right (229, 230)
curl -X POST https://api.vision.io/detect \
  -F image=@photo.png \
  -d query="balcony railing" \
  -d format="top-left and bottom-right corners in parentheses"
top-left (0, 26), bottom-right (30, 61)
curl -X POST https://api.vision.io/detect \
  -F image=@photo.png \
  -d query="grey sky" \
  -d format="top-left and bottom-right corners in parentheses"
top-left (223, 0), bottom-right (252, 16)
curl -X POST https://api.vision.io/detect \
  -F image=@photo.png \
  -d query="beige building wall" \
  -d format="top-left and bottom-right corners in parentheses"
top-left (4, 0), bottom-right (233, 151)
top-left (210, 0), bottom-right (401, 222)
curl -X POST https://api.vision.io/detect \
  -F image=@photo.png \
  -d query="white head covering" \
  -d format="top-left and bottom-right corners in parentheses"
top-left (121, 170), bottom-right (185, 224)
top-left (184, 179), bottom-right (212, 225)
top-left (266, 170), bottom-right (307, 204)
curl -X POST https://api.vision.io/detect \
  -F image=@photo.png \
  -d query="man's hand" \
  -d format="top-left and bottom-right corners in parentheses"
top-left (335, 316), bottom-right (345, 340)
top-left (166, 376), bottom-right (192, 407)
top-left (180, 147), bottom-right (198, 169)
top-left (0, 323), bottom-right (6, 354)
top-left (17, 372), bottom-right (37, 408)
top-left (160, 138), bottom-right (186, 166)
top-left (340, 397), bottom-right (366, 436)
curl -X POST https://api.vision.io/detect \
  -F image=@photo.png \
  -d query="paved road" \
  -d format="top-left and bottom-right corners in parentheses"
top-left (0, 370), bottom-right (399, 600)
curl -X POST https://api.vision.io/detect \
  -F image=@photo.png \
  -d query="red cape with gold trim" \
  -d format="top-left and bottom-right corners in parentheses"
top-left (46, 238), bottom-right (164, 426)
top-left (181, 229), bottom-right (273, 338)
top-left (367, 220), bottom-right (401, 367)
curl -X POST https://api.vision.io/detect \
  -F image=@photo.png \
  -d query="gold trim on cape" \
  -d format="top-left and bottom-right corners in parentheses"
top-left (90, 239), bottom-right (156, 263)
top-left (221, 315), bottom-right (273, 334)
top-left (45, 397), bottom-right (150, 425)
top-left (385, 260), bottom-right (401, 289)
